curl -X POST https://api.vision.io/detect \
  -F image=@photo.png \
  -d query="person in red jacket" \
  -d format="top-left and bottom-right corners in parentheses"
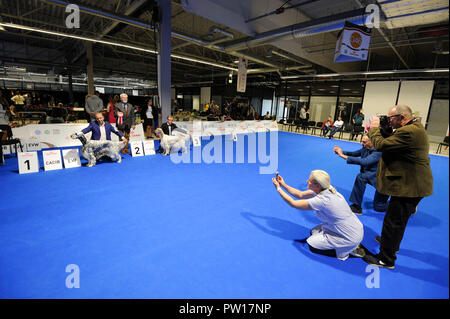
top-left (320, 116), bottom-right (333, 137)
top-left (107, 95), bottom-right (118, 123)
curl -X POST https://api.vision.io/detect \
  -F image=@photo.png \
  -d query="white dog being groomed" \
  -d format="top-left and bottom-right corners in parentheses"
top-left (155, 128), bottom-right (191, 155)
top-left (71, 133), bottom-right (126, 167)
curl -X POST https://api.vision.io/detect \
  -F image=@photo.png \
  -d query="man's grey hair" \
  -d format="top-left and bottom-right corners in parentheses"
top-left (392, 104), bottom-right (413, 119)
top-left (120, 93), bottom-right (128, 98)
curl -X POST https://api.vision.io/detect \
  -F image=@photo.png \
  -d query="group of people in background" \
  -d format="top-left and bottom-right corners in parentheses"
top-left (318, 109), bottom-right (364, 140)
top-left (84, 91), bottom-right (161, 153)
top-left (200, 98), bottom-right (273, 121)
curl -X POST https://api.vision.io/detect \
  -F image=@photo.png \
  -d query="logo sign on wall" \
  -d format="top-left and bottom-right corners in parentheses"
top-left (237, 57), bottom-right (248, 93)
top-left (18, 151), bottom-right (40, 174)
top-left (42, 150), bottom-right (63, 171)
top-left (334, 21), bottom-right (372, 63)
top-left (130, 141), bottom-right (144, 157)
top-left (143, 140), bottom-right (156, 155)
top-left (62, 149), bottom-right (81, 168)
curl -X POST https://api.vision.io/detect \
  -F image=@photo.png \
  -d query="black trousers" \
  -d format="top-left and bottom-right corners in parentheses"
top-left (379, 196), bottom-right (422, 265)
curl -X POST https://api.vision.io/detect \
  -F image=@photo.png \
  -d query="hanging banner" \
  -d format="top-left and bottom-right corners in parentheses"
top-left (237, 57), bottom-right (248, 93)
top-left (334, 21), bottom-right (372, 63)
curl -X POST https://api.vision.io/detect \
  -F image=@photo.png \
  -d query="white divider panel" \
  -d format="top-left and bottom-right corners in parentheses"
top-left (397, 80), bottom-right (434, 125)
top-left (62, 149), bottom-right (81, 168)
top-left (18, 151), bottom-right (39, 174)
top-left (42, 150), bottom-right (63, 171)
top-left (362, 81), bottom-right (400, 125)
top-left (12, 123), bottom-right (144, 148)
top-left (11, 121), bottom-right (277, 153)
top-left (130, 141), bottom-right (144, 157)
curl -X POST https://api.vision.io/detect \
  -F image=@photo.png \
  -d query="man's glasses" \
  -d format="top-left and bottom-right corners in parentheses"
top-left (387, 114), bottom-right (402, 119)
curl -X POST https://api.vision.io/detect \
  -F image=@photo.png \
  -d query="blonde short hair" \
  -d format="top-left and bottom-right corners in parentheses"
top-left (310, 170), bottom-right (336, 194)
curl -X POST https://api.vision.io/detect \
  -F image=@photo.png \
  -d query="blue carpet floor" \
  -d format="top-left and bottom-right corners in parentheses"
top-left (0, 131), bottom-right (448, 298)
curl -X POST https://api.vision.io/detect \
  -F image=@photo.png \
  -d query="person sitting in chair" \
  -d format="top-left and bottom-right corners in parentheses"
top-left (328, 116), bottom-right (344, 139)
top-left (320, 116), bottom-right (333, 137)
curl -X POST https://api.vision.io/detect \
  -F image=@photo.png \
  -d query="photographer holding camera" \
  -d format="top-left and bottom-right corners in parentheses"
top-left (363, 105), bottom-right (433, 269)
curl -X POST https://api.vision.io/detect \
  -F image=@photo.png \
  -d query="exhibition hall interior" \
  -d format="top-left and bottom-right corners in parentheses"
top-left (0, 0), bottom-right (448, 299)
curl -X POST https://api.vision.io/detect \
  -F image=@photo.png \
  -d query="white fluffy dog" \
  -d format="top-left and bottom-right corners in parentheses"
top-left (155, 128), bottom-right (190, 155)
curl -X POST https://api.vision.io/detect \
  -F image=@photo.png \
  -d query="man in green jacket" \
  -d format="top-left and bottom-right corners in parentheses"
top-left (363, 104), bottom-right (433, 269)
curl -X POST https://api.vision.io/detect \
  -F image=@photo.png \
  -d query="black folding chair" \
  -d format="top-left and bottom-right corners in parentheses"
top-left (0, 125), bottom-right (23, 164)
top-left (302, 121), bottom-right (316, 134)
top-left (311, 122), bottom-right (322, 135)
top-left (339, 123), bottom-right (352, 140)
top-left (437, 136), bottom-right (449, 154)
top-left (350, 125), bottom-right (365, 141)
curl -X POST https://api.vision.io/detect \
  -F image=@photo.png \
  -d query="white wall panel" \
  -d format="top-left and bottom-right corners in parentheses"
top-left (397, 80), bottom-right (434, 125)
top-left (362, 81), bottom-right (400, 124)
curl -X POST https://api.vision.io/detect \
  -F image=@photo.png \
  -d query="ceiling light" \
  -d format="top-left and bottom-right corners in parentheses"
top-left (0, 22), bottom-right (238, 72)
top-left (280, 68), bottom-right (449, 80)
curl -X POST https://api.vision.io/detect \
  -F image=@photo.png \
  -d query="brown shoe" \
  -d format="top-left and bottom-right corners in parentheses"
top-left (121, 147), bottom-right (130, 154)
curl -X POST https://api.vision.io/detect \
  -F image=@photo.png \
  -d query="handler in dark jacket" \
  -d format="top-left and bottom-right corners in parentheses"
top-left (363, 104), bottom-right (433, 269)
top-left (333, 134), bottom-right (388, 215)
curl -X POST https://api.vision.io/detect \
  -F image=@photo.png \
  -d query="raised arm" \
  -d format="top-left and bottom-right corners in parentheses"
top-left (273, 177), bottom-right (312, 210)
top-left (276, 175), bottom-right (311, 199)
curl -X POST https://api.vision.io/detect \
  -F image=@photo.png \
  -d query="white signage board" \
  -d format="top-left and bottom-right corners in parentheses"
top-left (192, 136), bottom-right (201, 147)
top-left (62, 148), bottom-right (81, 168)
top-left (2, 144), bottom-right (11, 155)
top-left (130, 141), bottom-right (144, 157)
top-left (143, 140), bottom-right (156, 155)
top-left (43, 149), bottom-right (63, 171)
top-left (18, 151), bottom-right (40, 174)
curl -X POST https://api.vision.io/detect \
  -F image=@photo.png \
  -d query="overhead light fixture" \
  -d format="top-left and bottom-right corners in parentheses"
top-left (281, 68), bottom-right (449, 79)
top-left (361, 71), bottom-right (394, 75)
top-left (0, 22), bottom-right (238, 72)
top-left (316, 73), bottom-right (340, 77)
top-left (423, 69), bottom-right (449, 73)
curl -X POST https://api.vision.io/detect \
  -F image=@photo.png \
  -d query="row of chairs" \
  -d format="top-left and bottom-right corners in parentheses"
top-left (278, 120), bottom-right (365, 141)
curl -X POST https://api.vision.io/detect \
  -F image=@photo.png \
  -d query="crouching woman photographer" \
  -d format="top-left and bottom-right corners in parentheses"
top-left (273, 170), bottom-right (365, 261)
